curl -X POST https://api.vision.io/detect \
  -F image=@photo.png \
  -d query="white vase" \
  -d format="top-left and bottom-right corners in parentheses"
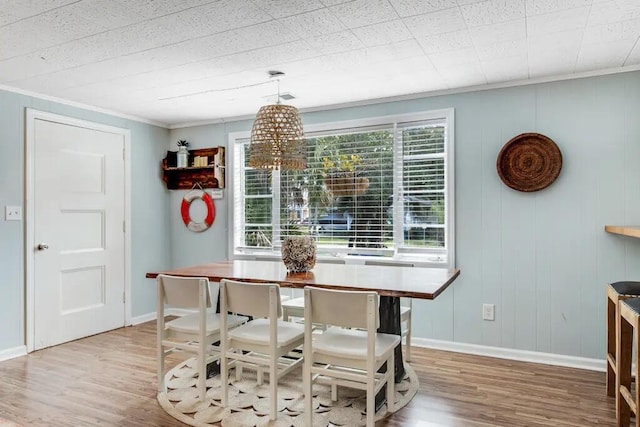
top-left (177, 146), bottom-right (188, 168)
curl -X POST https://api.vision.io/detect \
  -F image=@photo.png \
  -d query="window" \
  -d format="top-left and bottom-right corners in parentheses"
top-left (230, 109), bottom-right (454, 267)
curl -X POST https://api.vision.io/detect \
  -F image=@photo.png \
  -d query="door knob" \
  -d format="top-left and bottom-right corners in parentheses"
top-left (37, 243), bottom-right (49, 251)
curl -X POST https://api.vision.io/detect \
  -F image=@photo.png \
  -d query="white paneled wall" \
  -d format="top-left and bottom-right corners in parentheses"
top-left (170, 71), bottom-right (640, 360)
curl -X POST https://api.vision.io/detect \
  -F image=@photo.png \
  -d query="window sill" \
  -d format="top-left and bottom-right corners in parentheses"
top-left (233, 251), bottom-right (450, 269)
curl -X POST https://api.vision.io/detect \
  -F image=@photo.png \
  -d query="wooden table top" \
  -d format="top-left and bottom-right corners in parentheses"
top-left (605, 225), bottom-right (640, 239)
top-left (146, 260), bottom-right (460, 300)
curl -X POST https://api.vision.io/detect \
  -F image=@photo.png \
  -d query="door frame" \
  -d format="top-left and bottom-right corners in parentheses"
top-left (25, 108), bottom-right (132, 352)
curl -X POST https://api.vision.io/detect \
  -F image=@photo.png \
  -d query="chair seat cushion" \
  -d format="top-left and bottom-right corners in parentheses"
top-left (167, 312), bottom-right (248, 334)
top-left (313, 327), bottom-right (400, 360)
top-left (623, 297), bottom-right (640, 315)
top-left (611, 281), bottom-right (640, 296)
top-left (282, 297), bottom-right (305, 309)
top-left (228, 318), bottom-right (304, 347)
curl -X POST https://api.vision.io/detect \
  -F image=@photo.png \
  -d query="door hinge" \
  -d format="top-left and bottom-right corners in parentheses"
top-left (122, 146), bottom-right (125, 160)
top-left (123, 220), bottom-right (126, 233)
top-left (123, 292), bottom-right (126, 303)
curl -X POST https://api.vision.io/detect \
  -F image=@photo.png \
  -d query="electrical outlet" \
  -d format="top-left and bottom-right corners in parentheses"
top-left (5, 206), bottom-right (22, 221)
top-left (482, 304), bottom-right (495, 321)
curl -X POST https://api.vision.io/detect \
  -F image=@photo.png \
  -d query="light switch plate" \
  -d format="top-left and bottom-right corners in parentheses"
top-left (5, 206), bottom-right (22, 221)
top-left (209, 189), bottom-right (224, 199)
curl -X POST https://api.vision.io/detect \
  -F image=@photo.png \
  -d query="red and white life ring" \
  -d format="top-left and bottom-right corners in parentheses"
top-left (181, 189), bottom-right (215, 232)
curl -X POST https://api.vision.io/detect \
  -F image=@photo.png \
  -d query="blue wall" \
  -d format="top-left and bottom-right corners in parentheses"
top-left (1, 70), bottom-right (638, 360)
top-left (0, 89), bottom-right (171, 354)
top-left (170, 71), bottom-right (640, 360)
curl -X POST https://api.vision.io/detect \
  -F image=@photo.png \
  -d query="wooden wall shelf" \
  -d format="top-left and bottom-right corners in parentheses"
top-left (604, 225), bottom-right (640, 239)
top-left (162, 146), bottom-right (225, 190)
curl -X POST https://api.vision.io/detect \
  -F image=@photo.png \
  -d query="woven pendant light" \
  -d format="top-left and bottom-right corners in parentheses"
top-left (249, 72), bottom-right (305, 170)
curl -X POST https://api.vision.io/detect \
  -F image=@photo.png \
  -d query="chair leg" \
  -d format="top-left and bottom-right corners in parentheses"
top-left (617, 308), bottom-right (632, 427)
top-left (157, 347), bottom-right (165, 394)
top-left (270, 354), bottom-right (278, 420)
top-left (304, 356), bottom-right (313, 427)
top-left (607, 292), bottom-right (617, 396)
top-left (156, 320), bottom-right (165, 394)
top-left (406, 316), bottom-right (412, 363)
top-left (636, 323), bottom-right (640, 427)
top-left (221, 350), bottom-right (228, 408)
top-left (257, 367), bottom-right (264, 385)
top-left (198, 339), bottom-right (206, 401)
top-left (236, 358), bottom-right (243, 381)
top-left (386, 351), bottom-right (395, 413)
top-left (366, 368), bottom-right (375, 427)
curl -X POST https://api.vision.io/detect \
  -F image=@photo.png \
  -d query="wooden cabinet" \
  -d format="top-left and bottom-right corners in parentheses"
top-left (162, 147), bottom-right (225, 190)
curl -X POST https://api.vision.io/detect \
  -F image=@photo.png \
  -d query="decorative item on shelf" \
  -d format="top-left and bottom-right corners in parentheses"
top-left (192, 156), bottom-right (208, 167)
top-left (249, 71), bottom-right (305, 170)
top-left (165, 150), bottom-right (177, 168)
top-left (281, 236), bottom-right (316, 273)
top-left (497, 132), bottom-right (562, 192)
top-left (177, 140), bottom-right (189, 168)
top-left (322, 154), bottom-right (369, 196)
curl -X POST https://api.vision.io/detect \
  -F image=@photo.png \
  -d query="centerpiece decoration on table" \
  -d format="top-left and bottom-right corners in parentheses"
top-left (322, 154), bottom-right (369, 196)
top-left (281, 236), bottom-right (316, 273)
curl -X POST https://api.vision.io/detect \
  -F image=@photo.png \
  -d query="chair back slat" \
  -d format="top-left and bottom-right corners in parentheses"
top-left (306, 286), bottom-right (379, 329)
top-left (221, 279), bottom-right (281, 318)
top-left (158, 274), bottom-right (211, 309)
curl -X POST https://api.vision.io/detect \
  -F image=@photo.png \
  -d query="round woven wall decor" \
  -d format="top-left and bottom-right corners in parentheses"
top-left (496, 133), bottom-right (562, 192)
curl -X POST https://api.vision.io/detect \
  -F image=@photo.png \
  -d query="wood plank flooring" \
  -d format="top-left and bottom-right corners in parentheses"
top-left (0, 321), bottom-right (616, 426)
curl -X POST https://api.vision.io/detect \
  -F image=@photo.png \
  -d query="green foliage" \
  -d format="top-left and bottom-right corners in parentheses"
top-left (307, 131), bottom-right (395, 248)
top-left (321, 154), bottom-right (363, 172)
top-left (431, 198), bottom-right (445, 225)
top-left (244, 124), bottom-right (446, 249)
top-left (245, 227), bottom-right (272, 247)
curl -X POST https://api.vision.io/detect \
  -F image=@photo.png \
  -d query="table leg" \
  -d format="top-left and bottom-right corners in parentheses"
top-left (376, 296), bottom-right (404, 409)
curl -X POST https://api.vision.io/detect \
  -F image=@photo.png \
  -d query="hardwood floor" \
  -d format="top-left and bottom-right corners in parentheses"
top-left (0, 321), bottom-right (615, 426)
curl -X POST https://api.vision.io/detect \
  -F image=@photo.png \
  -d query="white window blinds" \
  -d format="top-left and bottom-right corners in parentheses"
top-left (398, 121), bottom-right (447, 253)
top-left (233, 109), bottom-right (453, 265)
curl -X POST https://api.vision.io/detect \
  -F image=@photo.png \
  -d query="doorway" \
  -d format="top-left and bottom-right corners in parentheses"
top-left (25, 109), bottom-right (131, 351)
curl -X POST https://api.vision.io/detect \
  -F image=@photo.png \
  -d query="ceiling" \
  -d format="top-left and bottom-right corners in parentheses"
top-left (1, 0), bottom-right (639, 127)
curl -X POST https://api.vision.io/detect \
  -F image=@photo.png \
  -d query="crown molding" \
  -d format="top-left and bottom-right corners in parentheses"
top-left (0, 84), bottom-right (169, 128)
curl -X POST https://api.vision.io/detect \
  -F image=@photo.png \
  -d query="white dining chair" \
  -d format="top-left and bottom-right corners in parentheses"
top-left (219, 279), bottom-right (305, 421)
top-left (303, 286), bottom-right (400, 427)
top-left (281, 296), bottom-right (304, 322)
top-left (156, 274), bottom-right (247, 400)
top-left (400, 298), bottom-right (412, 362)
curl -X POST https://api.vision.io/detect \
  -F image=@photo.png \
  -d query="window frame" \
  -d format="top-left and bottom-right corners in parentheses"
top-left (228, 108), bottom-right (455, 268)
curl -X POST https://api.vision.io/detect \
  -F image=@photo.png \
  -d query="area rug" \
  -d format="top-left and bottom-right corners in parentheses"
top-left (157, 357), bottom-right (418, 427)
top-left (0, 419), bottom-right (22, 427)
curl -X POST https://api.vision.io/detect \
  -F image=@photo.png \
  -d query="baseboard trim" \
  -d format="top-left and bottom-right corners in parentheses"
top-left (413, 338), bottom-right (605, 372)
top-left (129, 314), bottom-right (605, 372)
top-left (131, 308), bottom-right (197, 326)
top-left (0, 345), bottom-right (27, 362)
top-left (131, 312), bottom-right (157, 325)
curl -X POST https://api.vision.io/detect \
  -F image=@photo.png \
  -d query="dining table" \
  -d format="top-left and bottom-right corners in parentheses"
top-left (146, 259), bottom-right (460, 407)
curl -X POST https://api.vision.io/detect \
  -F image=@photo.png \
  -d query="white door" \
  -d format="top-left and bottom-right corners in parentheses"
top-left (33, 118), bottom-right (126, 350)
